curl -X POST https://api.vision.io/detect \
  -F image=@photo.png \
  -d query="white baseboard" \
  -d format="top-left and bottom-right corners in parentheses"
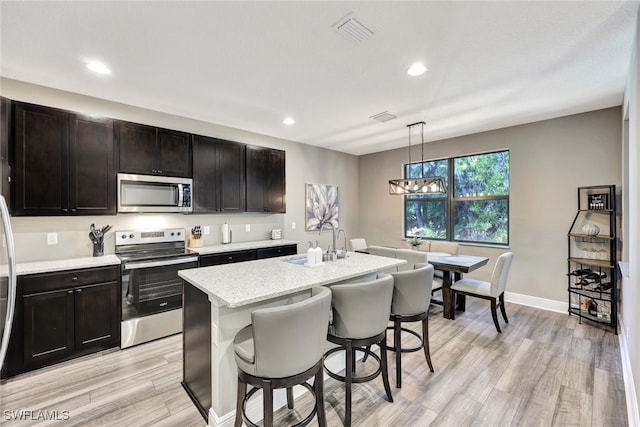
top-left (208, 349), bottom-right (354, 427)
top-left (619, 319), bottom-right (640, 427)
top-left (504, 291), bottom-right (568, 313)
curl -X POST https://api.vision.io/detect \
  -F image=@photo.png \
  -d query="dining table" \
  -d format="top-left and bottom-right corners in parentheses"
top-left (425, 252), bottom-right (489, 319)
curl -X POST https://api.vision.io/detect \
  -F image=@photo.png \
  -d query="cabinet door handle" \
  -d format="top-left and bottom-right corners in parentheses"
top-left (67, 290), bottom-right (73, 294)
top-left (71, 276), bottom-right (78, 282)
top-left (228, 256), bottom-right (233, 260)
top-left (62, 208), bottom-right (68, 212)
top-left (76, 289), bottom-right (82, 293)
top-left (158, 170), bottom-right (163, 174)
top-left (71, 208), bottom-right (76, 212)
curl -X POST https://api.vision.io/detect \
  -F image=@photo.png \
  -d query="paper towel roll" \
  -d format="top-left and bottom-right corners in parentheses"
top-left (221, 223), bottom-right (230, 244)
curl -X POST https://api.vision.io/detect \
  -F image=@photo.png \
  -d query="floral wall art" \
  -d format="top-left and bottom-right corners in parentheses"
top-left (306, 183), bottom-right (339, 231)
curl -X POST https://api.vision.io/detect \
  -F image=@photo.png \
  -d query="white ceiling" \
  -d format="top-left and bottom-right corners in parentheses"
top-left (1, 1), bottom-right (638, 156)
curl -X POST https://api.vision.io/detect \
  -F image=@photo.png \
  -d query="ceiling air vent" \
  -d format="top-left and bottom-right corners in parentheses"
top-left (332, 12), bottom-right (374, 43)
top-left (370, 111), bottom-right (397, 123)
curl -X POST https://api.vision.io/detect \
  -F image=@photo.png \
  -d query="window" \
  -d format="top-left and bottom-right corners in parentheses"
top-left (404, 150), bottom-right (509, 245)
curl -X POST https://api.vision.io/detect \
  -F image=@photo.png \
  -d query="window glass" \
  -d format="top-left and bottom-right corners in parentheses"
top-left (454, 152), bottom-right (509, 197)
top-left (403, 150), bottom-right (509, 245)
top-left (453, 199), bottom-right (509, 244)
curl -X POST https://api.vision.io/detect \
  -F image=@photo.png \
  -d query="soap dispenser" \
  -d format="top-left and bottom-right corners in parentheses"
top-left (307, 241), bottom-right (316, 266)
top-left (313, 240), bottom-right (323, 264)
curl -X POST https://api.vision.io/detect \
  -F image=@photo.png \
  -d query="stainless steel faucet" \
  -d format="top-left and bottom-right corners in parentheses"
top-left (319, 222), bottom-right (337, 260)
top-left (337, 228), bottom-right (347, 258)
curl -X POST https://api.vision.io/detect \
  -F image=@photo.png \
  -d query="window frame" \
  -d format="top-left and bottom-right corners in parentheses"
top-left (403, 149), bottom-right (510, 246)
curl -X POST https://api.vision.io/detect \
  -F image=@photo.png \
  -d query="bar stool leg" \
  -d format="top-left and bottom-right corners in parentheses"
top-left (394, 319), bottom-right (402, 388)
top-left (234, 375), bottom-right (246, 427)
top-left (286, 387), bottom-right (294, 409)
top-left (314, 366), bottom-right (327, 427)
top-left (422, 317), bottom-right (434, 372)
top-left (345, 340), bottom-right (353, 427)
top-left (263, 379), bottom-right (273, 427)
top-left (379, 337), bottom-right (393, 402)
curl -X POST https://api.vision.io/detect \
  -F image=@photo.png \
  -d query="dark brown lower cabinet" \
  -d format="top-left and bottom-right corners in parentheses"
top-left (2, 266), bottom-right (121, 378)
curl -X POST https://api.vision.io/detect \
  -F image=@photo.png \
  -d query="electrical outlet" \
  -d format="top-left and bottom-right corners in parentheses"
top-left (245, 224), bottom-right (251, 232)
top-left (292, 222), bottom-right (296, 230)
top-left (204, 226), bottom-right (210, 235)
top-left (47, 233), bottom-right (58, 245)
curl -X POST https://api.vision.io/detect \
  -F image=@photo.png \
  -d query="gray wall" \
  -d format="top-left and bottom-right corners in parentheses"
top-left (359, 107), bottom-right (622, 304)
top-left (622, 7), bottom-right (640, 419)
top-left (0, 78), bottom-right (359, 262)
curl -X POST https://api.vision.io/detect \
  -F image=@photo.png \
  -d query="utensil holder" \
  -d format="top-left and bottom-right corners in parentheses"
top-left (92, 238), bottom-right (104, 257)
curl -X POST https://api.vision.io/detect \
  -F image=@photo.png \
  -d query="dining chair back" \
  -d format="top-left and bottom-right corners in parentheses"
top-left (349, 238), bottom-right (368, 252)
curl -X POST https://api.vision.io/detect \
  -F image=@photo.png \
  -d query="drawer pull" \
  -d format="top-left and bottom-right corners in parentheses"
top-left (67, 290), bottom-right (73, 294)
top-left (76, 289), bottom-right (82, 293)
top-left (160, 302), bottom-right (168, 307)
top-left (71, 276), bottom-right (78, 281)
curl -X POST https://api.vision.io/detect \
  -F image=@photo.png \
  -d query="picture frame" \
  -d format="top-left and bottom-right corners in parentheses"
top-left (587, 193), bottom-right (608, 210)
top-left (305, 183), bottom-right (339, 231)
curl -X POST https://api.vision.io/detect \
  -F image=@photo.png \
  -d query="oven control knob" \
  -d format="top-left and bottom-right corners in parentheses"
top-left (129, 234), bottom-right (135, 239)
top-left (170, 232), bottom-right (175, 236)
top-left (176, 231), bottom-right (181, 236)
top-left (121, 234), bottom-right (127, 239)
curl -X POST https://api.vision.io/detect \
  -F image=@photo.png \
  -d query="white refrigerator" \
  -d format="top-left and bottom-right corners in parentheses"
top-left (0, 195), bottom-right (16, 369)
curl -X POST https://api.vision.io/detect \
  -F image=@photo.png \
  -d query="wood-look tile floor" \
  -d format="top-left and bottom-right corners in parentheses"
top-left (0, 300), bottom-right (627, 426)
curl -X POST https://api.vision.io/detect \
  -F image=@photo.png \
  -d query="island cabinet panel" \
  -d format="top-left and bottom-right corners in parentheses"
top-left (117, 121), bottom-right (192, 178)
top-left (2, 266), bottom-right (121, 378)
top-left (193, 135), bottom-right (245, 213)
top-left (246, 145), bottom-right (286, 213)
top-left (182, 282), bottom-right (211, 421)
top-left (12, 102), bottom-right (116, 215)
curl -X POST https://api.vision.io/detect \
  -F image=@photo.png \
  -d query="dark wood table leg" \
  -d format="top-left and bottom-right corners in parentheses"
top-left (454, 272), bottom-right (466, 312)
top-left (442, 271), bottom-right (455, 319)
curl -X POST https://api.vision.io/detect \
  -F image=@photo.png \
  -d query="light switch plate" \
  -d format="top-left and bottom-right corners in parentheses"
top-left (47, 233), bottom-right (58, 245)
top-left (291, 222), bottom-right (296, 230)
top-left (245, 224), bottom-right (251, 232)
top-left (204, 226), bottom-right (210, 235)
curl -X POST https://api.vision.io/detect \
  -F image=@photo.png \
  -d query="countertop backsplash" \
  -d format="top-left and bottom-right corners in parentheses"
top-left (10, 213), bottom-right (286, 263)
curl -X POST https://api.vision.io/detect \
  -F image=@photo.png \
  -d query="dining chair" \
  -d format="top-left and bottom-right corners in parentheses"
top-left (450, 252), bottom-right (514, 333)
top-left (349, 238), bottom-right (368, 252)
top-left (233, 286), bottom-right (332, 427)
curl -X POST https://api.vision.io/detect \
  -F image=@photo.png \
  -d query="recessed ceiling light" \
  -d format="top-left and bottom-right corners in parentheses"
top-left (86, 60), bottom-right (111, 75)
top-left (407, 62), bottom-right (427, 76)
top-left (283, 117), bottom-right (295, 125)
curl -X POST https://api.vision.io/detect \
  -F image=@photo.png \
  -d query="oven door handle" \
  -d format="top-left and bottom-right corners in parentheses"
top-left (124, 256), bottom-right (199, 270)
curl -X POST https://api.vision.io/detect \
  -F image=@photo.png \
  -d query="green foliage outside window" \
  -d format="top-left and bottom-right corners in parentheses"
top-left (404, 151), bottom-right (509, 245)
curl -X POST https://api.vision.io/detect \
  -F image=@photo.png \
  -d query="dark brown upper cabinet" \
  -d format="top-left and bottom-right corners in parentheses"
top-left (246, 145), bottom-right (286, 213)
top-left (1, 97), bottom-right (11, 205)
top-left (192, 135), bottom-right (245, 213)
top-left (13, 102), bottom-right (115, 216)
top-left (117, 121), bottom-right (191, 178)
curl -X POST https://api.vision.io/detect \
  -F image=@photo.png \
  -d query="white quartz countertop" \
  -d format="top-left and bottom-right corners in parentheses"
top-left (188, 239), bottom-right (298, 254)
top-left (13, 255), bottom-right (121, 276)
top-left (179, 252), bottom-right (405, 308)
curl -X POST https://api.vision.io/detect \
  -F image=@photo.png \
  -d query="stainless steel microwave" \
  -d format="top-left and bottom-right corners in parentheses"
top-left (117, 173), bottom-right (192, 213)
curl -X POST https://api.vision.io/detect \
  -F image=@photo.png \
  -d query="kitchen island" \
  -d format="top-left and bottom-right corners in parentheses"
top-left (178, 252), bottom-right (404, 427)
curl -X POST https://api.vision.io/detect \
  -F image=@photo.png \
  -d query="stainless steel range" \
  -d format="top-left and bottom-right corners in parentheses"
top-left (116, 228), bottom-right (199, 348)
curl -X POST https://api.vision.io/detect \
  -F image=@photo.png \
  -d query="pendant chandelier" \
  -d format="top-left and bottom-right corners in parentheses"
top-left (389, 121), bottom-right (447, 195)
